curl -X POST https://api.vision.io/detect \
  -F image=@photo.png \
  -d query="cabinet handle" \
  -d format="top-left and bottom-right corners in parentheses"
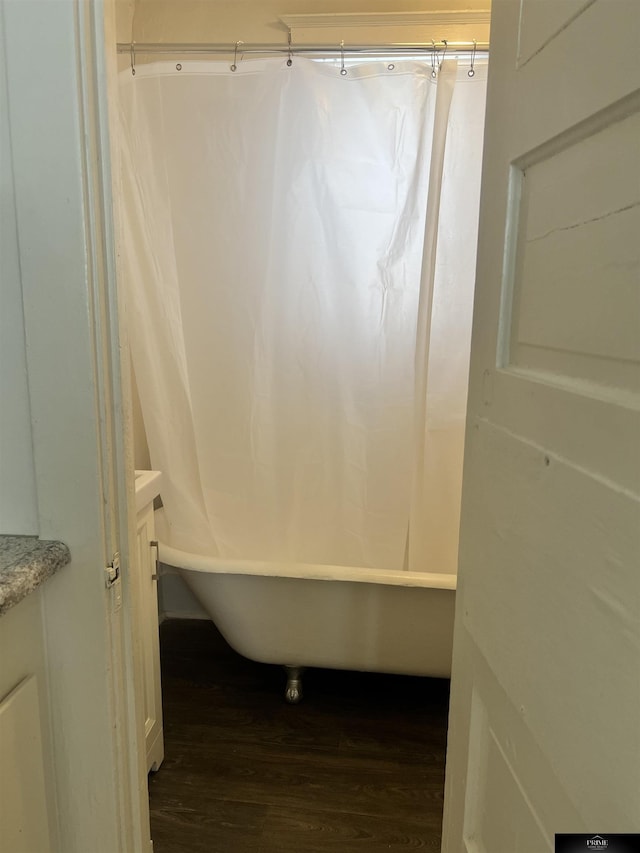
top-left (150, 540), bottom-right (159, 580)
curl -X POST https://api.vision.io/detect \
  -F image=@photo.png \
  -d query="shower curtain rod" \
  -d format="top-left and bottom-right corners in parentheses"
top-left (117, 40), bottom-right (489, 58)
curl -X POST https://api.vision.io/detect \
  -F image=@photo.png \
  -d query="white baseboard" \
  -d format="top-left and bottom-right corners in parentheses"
top-left (160, 611), bottom-right (210, 623)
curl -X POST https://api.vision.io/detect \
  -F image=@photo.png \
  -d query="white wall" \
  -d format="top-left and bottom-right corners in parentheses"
top-left (0, 9), bottom-right (38, 535)
top-left (158, 573), bottom-right (207, 621)
top-left (115, 0), bottom-right (134, 42)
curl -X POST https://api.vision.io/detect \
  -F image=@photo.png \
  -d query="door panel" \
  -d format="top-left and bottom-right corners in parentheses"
top-left (508, 111), bottom-right (640, 390)
top-left (442, 0), bottom-right (640, 849)
top-left (463, 420), bottom-right (638, 824)
top-left (517, 0), bottom-right (595, 66)
top-left (512, 124), bottom-right (639, 382)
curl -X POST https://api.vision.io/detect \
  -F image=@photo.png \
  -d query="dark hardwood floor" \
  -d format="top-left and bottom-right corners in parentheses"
top-left (149, 619), bottom-right (451, 852)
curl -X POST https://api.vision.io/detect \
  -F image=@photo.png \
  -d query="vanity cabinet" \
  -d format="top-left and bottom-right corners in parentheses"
top-left (0, 590), bottom-right (56, 851)
top-left (133, 471), bottom-right (164, 773)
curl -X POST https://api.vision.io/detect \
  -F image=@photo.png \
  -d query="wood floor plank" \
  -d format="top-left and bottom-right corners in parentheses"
top-left (150, 619), bottom-right (449, 852)
top-left (151, 738), bottom-right (443, 820)
top-left (150, 799), bottom-right (267, 853)
top-left (262, 805), bottom-right (442, 852)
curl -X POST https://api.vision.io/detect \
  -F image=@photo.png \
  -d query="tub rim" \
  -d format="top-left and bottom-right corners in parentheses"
top-left (159, 542), bottom-right (457, 590)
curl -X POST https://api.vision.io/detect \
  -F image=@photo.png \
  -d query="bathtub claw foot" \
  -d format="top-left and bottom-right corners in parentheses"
top-left (284, 666), bottom-right (305, 704)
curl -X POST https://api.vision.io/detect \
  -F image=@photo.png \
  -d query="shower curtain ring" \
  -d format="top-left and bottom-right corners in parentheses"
top-left (130, 41), bottom-right (136, 76)
top-left (287, 30), bottom-right (293, 66)
top-left (430, 41), bottom-right (437, 78)
top-left (231, 40), bottom-right (243, 72)
top-left (468, 39), bottom-right (477, 77)
top-left (440, 39), bottom-right (448, 69)
top-left (340, 39), bottom-right (347, 76)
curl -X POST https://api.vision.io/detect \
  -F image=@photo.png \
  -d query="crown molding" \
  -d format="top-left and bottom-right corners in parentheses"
top-left (280, 11), bottom-right (491, 30)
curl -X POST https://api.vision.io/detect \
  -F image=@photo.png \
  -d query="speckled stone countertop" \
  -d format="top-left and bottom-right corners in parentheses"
top-left (0, 535), bottom-right (71, 616)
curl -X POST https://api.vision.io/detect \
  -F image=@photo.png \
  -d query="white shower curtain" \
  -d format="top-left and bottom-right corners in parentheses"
top-left (119, 57), bottom-right (486, 573)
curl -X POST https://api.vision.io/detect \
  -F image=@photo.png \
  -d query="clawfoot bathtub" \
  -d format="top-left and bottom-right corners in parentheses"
top-left (159, 543), bottom-right (456, 702)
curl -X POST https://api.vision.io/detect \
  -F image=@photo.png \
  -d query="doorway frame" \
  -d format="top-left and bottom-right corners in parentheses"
top-left (1, 0), bottom-right (151, 848)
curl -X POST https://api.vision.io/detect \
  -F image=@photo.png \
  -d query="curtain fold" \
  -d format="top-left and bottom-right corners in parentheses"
top-left (119, 57), bottom-right (486, 572)
top-left (407, 60), bottom-right (458, 571)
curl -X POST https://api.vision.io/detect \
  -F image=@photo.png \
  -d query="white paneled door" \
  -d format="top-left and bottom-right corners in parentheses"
top-left (442, 1), bottom-right (640, 851)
